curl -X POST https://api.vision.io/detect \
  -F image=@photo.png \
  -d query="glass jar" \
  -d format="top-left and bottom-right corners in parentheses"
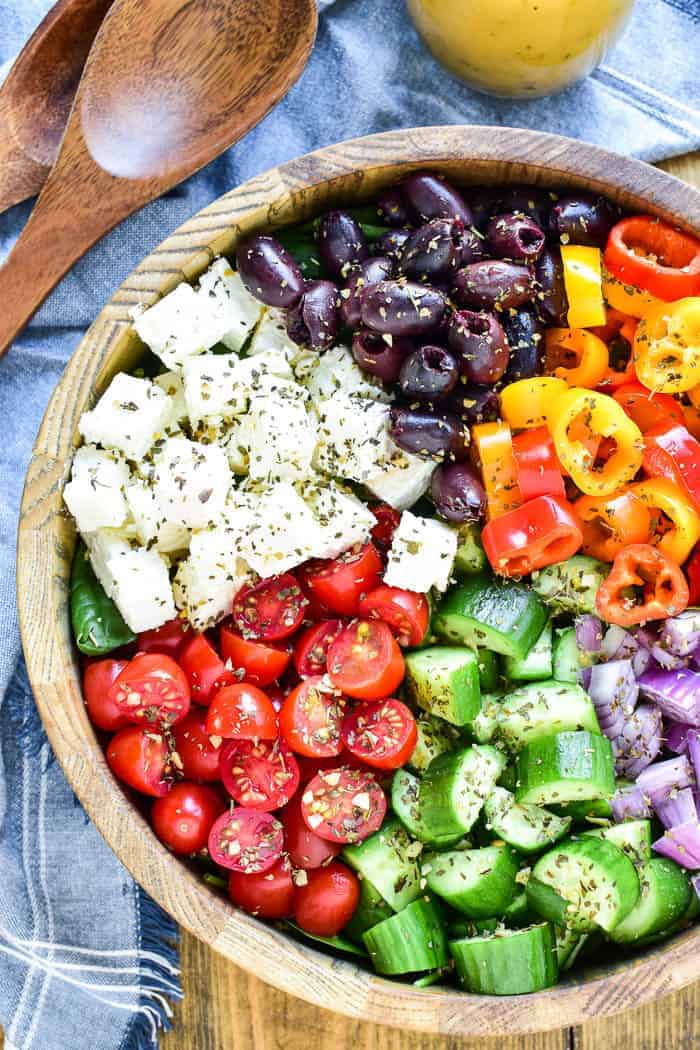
top-left (407, 0), bottom-right (635, 98)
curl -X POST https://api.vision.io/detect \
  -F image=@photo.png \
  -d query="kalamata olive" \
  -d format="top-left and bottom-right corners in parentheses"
top-left (548, 193), bottom-right (621, 248)
top-left (399, 218), bottom-right (466, 282)
top-left (501, 308), bottom-right (544, 383)
top-left (235, 234), bottom-right (304, 308)
top-left (339, 257), bottom-right (395, 327)
top-left (447, 310), bottom-right (510, 385)
top-left (373, 229), bottom-right (412, 261)
top-left (459, 227), bottom-right (486, 266)
top-left (398, 345), bottom-right (459, 401)
top-left (534, 248), bottom-right (568, 326)
top-left (468, 185), bottom-right (553, 230)
top-left (444, 383), bottom-right (501, 425)
top-left (317, 210), bottom-right (369, 278)
top-left (401, 172), bottom-right (474, 226)
top-left (431, 461), bottom-right (486, 523)
top-left (390, 406), bottom-right (469, 460)
top-left (286, 280), bottom-right (339, 351)
top-left (486, 212), bottom-right (545, 262)
top-left (377, 188), bottom-right (410, 228)
top-left (360, 280), bottom-right (448, 338)
top-left (352, 328), bottom-right (412, 382)
top-left (452, 261), bottom-right (533, 311)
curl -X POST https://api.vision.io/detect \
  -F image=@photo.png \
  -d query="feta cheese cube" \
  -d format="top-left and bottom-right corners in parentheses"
top-left (64, 445), bottom-right (129, 533)
top-left (248, 308), bottom-right (299, 363)
top-left (84, 528), bottom-right (133, 598)
top-left (133, 283), bottom-right (227, 371)
top-left (365, 445), bottom-right (436, 511)
top-left (183, 349), bottom-right (293, 424)
top-left (111, 548), bottom-right (176, 632)
top-left (78, 373), bottom-right (171, 461)
top-left (384, 511), bottom-right (458, 593)
top-left (305, 481), bottom-right (376, 560)
top-left (306, 345), bottom-right (391, 404)
top-left (314, 394), bottom-right (393, 483)
top-left (153, 370), bottom-right (188, 430)
top-left (125, 479), bottom-right (190, 554)
top-left (244, 481), bottom-right (323, 577)
top-left (246, 382), bottom-right (316, 483)
top-left (198, 259), bottom-right (262, 352)
top-left (173, 527), bottom-right (250, 630)
top-left (153, 436), bottom-right (232, 529)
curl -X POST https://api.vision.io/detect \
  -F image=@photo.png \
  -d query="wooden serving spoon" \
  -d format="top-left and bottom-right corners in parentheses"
top-left (0, 0), bottom-right (114, 214)
top-left (0, 0), bottom-right (317, 358)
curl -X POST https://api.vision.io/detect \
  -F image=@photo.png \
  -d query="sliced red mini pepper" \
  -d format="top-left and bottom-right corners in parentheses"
top-left (512, 427), bottom-right (566, 502)
top-left (613, 383), bottom-right (685, 433)
top-left (604, 216), bottom-right (700, 301)
top-left (481, 495), bottom-right (583, 578)
top-left (596, 543), bottom-right (689, 627)
top-left (643, 422), bottom-right (700, 511)
top-left (685, 547), bottom-right (700, 606)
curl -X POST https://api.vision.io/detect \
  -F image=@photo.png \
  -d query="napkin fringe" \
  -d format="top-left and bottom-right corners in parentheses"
top-left (121, 889), bottom-right (183, 1050)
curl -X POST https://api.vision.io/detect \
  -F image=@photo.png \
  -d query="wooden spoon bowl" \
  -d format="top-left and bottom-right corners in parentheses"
top-left (17, 126), bottom-right (700, 1037)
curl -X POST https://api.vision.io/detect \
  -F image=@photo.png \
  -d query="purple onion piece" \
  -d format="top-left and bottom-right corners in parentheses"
top-left (653, 820), bottom-right (700, 869)
top-left (654, 786), bottom-right (698, 830)
top-left (601, 624), bottom-right (638, 662)
top-left (578, 666), bottom-right (592, 690)
top-left (658, 610), bottom-right (700, 659)
top-left (687, 730), bottom-right (700, 786)
top-left (611, 781), bottom-right (652, 822)
top-left (613, 703), bottom-right (663, 778)
top-left (692, 873), bottom-right (700, 900)
top-left (575, 615), bottom-right (603, 657)
top-left (632, 646), bottom-right (654, 678)
top-left (665, 722), bottom-right (692, 755)
top-left (637, 754), bottom-right (695, 806)
top-left (588, 660), bottom-right (638, 740)
top-left (650, 643), bottom-right (690, 670)
top-left (638, 668), bottom-right (700, 725)
top-left (635, 625), bottom-right (658, 650)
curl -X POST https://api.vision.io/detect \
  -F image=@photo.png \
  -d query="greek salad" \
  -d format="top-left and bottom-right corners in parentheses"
top-left (65, 170), bottom-right (700, 995)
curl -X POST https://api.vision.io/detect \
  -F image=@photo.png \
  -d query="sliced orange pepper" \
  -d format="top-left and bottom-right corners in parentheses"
top-left (499, 377), bottom-right (568, 430)
top-left (544, 328), bottom-right (609, 388)
top-left (602, 264), bottom-right (660, 319)
top-left (682, 400), bottom-right (700, 441)
top-left (630, 477), bottom-right (700, 565)
top-left (560, 245), bottom-right (606, 328)
top-left (633, 297), bottom-right (700, 394)
top-left (472, 421), bottom-right (522, 520)
top-left (575, 490), bottom-right (651, 562)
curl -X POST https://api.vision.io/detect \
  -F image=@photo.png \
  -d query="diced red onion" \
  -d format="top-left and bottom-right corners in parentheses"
top-left (611, 780), bottom-right (652, 822)
top-left (692, 873), bottom-right (700, 899)
top-left (687, 730), bottom-right (700, 786)
top-left (654, 786), bottom-right (698, 830)
top-left (650, 644), bottom-right (689, 670)
top-left (578, 666), bottom-right (592, 690)
top-left (638, 668), bottom-right (700, 725)
top-left (635, 625), bottom-right (658, 650)
top-left (601, 624), bottom-right (638, 662)
top-left (587, 660), bottom-right (638, 739)
top-left (612, 703), bottom-right (663, 778)
top-left (637, 754), bottom-right (695, 806)
top-left (666, 722), bottom-right (692, 755)
top-left (653, 820), bottom-right (700, 869)
top-left (575, 615), bottom-right (603, 656)
top-left (658, 610), bottom-right (700, 659)
top-left (632, 646), bottom-right (653, 678)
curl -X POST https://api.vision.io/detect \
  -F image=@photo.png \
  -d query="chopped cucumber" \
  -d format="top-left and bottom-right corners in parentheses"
top-left (609, 858), bottom-right (692, 944)
top-left (404, 646), bottom-right (481, 727)
top-left (449, 923), bottom-right (559, 995)
top-left (343, 877), bottom-right (394, 944)
top-left (418, 745), bottom-right (506, 844)
top-left (504, 620), bottom-right (552, 682)
top-left (477, 648), bottom-right (500, 692)
top-left (343, 816), bottom-right (422, 912)
top-left (531, 555), bottom-right (609, 615)
top-left (489, 681), bottom-right (600, 752)
top-left (391, 767), bottom-right (462, 847)
top-left (408, 715), bottom-right (460, 773)
top-left (527, 835), bottom-right (640, 932)
top-left (581, 819), bottom-right (652, 863)
top-left (454, 523), bottom-right (488, 576)
top-left (434, 575), bottom-right (547, 660)
top-left (483, 787), bottom-right (571, 854)
top-left (552, 627), bottom-right (590, 684)
top-left (424, 844), bottom-right (519, 917)
top-left (516, 731), bottom-right (615, 807)
top-left (472, 693), bottom-right (503, 743)
top-left (551, 797), bottom-right (613, 824)
top-left (363, 897), bottom-right (448, 975)
top-left (504, 891), bottom-right (539, 928)
top-left (555, 926), bottom-right (590, 971)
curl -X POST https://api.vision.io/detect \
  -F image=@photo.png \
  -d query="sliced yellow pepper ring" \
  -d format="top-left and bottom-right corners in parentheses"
top-left (602, 264), bottom-right (661, 319)
top-left (544, 328), bottom-right (609, 388)
top-left (499, 377), bottom-right (568, 430)
top-left (630, 477), bottom-right (700, 565)
top-left (634, 297), bottom-right (700, 394)
top-left (472, 421), bottom-right (522, 520)
top-left (561, 245), bottom-right (606, 328)
top-left (548, 387), bottom-right (643, 497)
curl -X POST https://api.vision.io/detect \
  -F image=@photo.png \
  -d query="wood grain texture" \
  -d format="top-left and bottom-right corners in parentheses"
top-left (15, 129), bottom-right (700, 1041)
top-left (0, 0), bottom-right (317, 356)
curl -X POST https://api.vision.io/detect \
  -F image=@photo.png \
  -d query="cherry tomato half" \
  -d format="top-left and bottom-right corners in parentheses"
top-left (299, 543), bottom-right (383, 617)
top-left (208, 808), bottom-right (284, 873)
top-left (341, 699), bottom-right (417, 771)
top-left (228, 855), bottom-right (296, 919)
top-left (137, 617), bottom-right (194, 659)
top-left (83, 658), bottom-right (130, 731)
top-left (219, 624), bottom-right (291, 687)
top-left (327, 620), bottom-right (405, 701)
top-left (219, 738), bottom-right (299, 811)
top-left (293, 862), bottom-right (360, 937)
top-left (233, 573), bottom-right (307, 642)
top-left (108, 653), bottom-right (190, 728)
top-left (280, 793), bottom-right (342, 870)
top-left (279, 677), bottom-right (345, 758)
top-left (151, 782), bottom-right (226, 855)
top-left (293, 620), bottom-right (344, 678)
top-left (370, 504), bottom-right (401, 554)
top-left (172, 710), bottom-right (222, 782)
top-left (357, 585), bottom-right (429, 648)
top-left (205, 684), bottom-right (278, 741)
top-left (179, 634), bottom-right (237, 707)
top-left (106, 726), bottom-right (172, 797)
top-left (301, 767), bottom-right (387, 844)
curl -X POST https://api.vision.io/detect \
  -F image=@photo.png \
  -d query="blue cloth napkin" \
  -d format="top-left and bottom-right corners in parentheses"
top-left (1, 0), bottom-right (699, 1047)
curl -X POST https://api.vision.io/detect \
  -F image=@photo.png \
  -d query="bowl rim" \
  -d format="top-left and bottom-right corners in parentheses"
top-left (17, 125), bottom-right (700, 1036)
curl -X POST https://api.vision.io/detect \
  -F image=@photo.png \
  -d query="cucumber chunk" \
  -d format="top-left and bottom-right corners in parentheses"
top-left (477, 648), bottom-right (500, 692)
top-left (552, 627), bottom-right (590, 684)
top-left (527, 835), bottom-right (640, 932)
top-left (434, 575), bottom-right (547, 660)
top-left (490, 681), bottom-right (600, 752)
top-left (504, 891), bottom-right (539, 928)
top-left (504, 620), bottom-right (553, 682)
top-left (551, 797), bottom-right (613, 824)
top-left (343, 877), bottom-right (394, 944)
top-left (483, 787), bottom-right (571, 855)
top-left (424, 844), bottom-right (519, 917)
top-left (609, 858), bottom-right (692, 944)
top-left (408, 715), bottom-right (460, 773)
top-left (391, 767), bottom-right (463, 847)
top-left (343, 816), bottom-right (422, 912)
top-left (472, 693), bottom-right (503, 743)
top-left (404, 646), bottom-right (481, 727)
top-left (531, 555), bottom-right (609, 614)
top-left (449, 923), bottom-right (558, 995)
top-left (363, 898), bottom-right (448, 975)
top-left (582, 819), bottom-right (652, 863)
top-left (516, 731), bottom-right (615, 806)
top-left (418, 745), bottom-right (507, 844)
top-left (555, 926), bottom-right (590, 971)
top-left (454, 523), bottom-right (487, 576)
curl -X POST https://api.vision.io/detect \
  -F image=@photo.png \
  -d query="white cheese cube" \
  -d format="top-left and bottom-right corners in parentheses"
top-left (153, 436), bottom-right (232, 529)
top-left (248, 308), bottom-right (299, 363)
top-left (153, 370), bottom-right (188, 430)
top-left (64, 445), bottom-right (129, 533)
top-left (246, 382), bottom-right (316, 483)
top-left (305, 482), bottom-right (376, 560)
top-left (244, 482), bottom-right (323, 578)
top-left (198, 259), bottom-right (263, 352)
top-left (173, 527), bottom-right (250, 630)
top-left (109, 547), bottom-right (176, 632)
top-left (314, 394), bottom-right (393, 483)
top-left (183, 349), bottom-right (293, 424)
top-left (221, 419), bottom-right (250, 475)
top-left (78, 373), bottom-right (171, 461)
top-left (84, 528), bottom-right (134, 598)
top-left (306, 345), bottom-right (391, 404)
top-left (384, 511), bottom-right (458, 593)
top-left (125, 480), bottom-right (190, 554)
top-left (133, 283), bottom-right (227, 371)
top-left (365, 446), bottom-right (436, 511)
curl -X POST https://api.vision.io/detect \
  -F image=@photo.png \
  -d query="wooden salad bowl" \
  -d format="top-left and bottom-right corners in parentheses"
top-left (17, 126), bottom-right (700, 1036)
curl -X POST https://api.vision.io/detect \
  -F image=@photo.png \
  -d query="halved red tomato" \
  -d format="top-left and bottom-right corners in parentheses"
top-left (280, 793), bottom-right (342, 870)
top-left (108, 653), bottom-right (190, 727)
top-left (151, 782), bottom-right (226, 855)
top-left (233, 573), bottom-right (307, 641)
top-left (300, 767), bottom-right (386, 844)
top-left (228, 855), bottom-right (295, 918)
top-left (137, 617), bottom-right (194, 659)
top-left (172, 710), bottom-right (222, 782)
top-left (106, 726), bottom-right (172, 797)
top-left (370, 504), bottom-right (401, 554)
top-left (220, 624), bottom-right (291, 686)
top-left (208, 808), bottom-right (284, 873)
top-left (279, 677), bottom-right (345, 758)
top-left (205, 683), bottom-right (278, 740)
top-left (357, 586), bottom-right (429, 647)
top-left (327, 620), bottom-right (405, 701)
top-left (341, 699), bottom-right (417, 771)
top-left (219, 738), bottom-right (299, 810)
top-left (179, 634), bottom-right (237, 707)
top-left (293, 620), bottom-right (344, 678)
top-left (299, 543), bottom-right (383, 617)
top-left (83, 658), bottom-right (130, 731)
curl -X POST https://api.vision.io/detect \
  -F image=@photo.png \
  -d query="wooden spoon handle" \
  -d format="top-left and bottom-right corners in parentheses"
top-left (0, 93), bottom-right (48, 215)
